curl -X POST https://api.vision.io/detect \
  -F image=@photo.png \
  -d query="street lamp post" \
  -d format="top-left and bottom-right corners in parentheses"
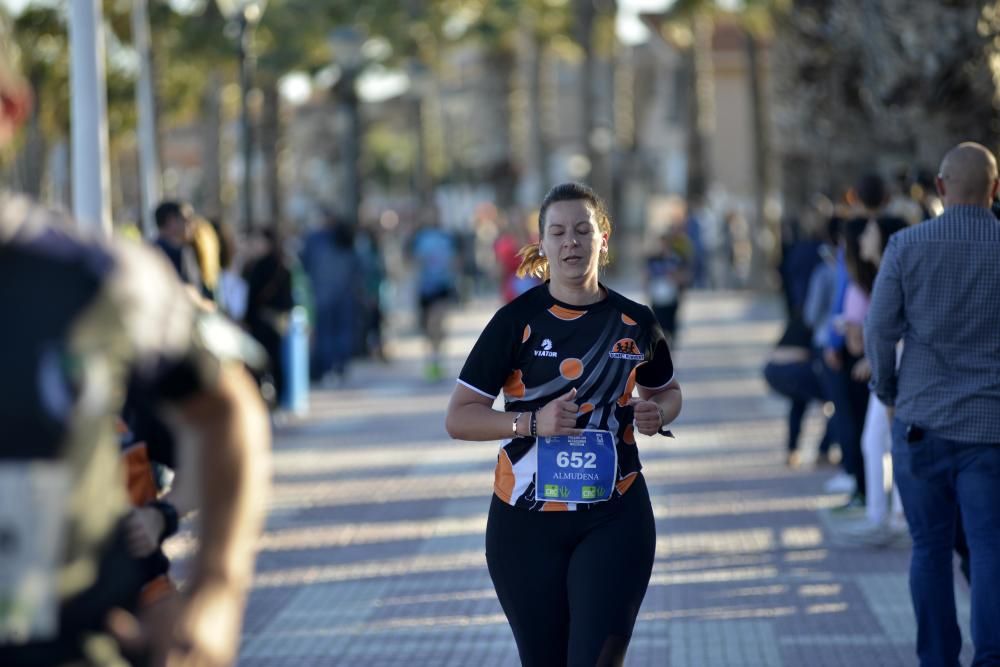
top-left (68, 0), bottom-right (112, 236)
top-left (329, 27), bottom-right (364, 226)
top-left (216, 0), bottom-right (267, 232)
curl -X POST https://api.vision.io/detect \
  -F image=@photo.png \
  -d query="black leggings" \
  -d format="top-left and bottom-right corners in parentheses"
top-left (486, 474), bottom-right (656, 667)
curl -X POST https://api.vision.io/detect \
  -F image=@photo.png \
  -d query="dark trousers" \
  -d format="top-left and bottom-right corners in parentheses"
top-left (763, 352), bottom-right (828, 452)
top-left (891, 420), bottom-right (1000, 666)
top-left (819, 353), bottom-right (869, 492)
top-left (248, 319), bottom-right (284, 402)
top-left (486, 475), bottom-right (656, 667)
top-left (311, 298), bottom-right (355, 380)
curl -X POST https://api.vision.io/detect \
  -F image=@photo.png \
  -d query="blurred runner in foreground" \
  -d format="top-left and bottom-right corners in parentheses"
top-left (0, 27), bottom-right (270, 667)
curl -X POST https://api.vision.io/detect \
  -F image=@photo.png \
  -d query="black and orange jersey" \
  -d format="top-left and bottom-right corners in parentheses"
top-left (459, 283), bottom-right (674, 511)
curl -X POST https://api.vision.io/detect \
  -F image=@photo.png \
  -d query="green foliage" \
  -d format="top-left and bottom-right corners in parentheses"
top-left (14, 6), bottom-right (70, 139)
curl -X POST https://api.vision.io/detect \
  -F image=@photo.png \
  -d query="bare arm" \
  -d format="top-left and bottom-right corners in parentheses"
top-left (445, 383), bottom-right (583, 440)
top-left (446, 384), bottom-right (524, 440)
top-left (176, 363), bottom-right (269, 591)
top-left (865, 237), bottom-right (906, 407)
top-left (154, 363), bottom-right (270, 666)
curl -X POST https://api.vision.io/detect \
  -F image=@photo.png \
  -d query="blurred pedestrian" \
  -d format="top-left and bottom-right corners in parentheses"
top-left (764, 205), bottom-right (834, 466)
top-left (356, 224), bottom-right (387, 361)
top-left (190, 215), bottom-right (221, 301)
top-left (818, 174), bottom-right (887, 507)
top-left (762, 314), bottom-right (827, 468)
top-left (866, 142), bottom-right (1000, 665)
top-left (300, 216), bottom-right (360, 384)
top-left (833, 215), bottom-right (907, 545)
top-left (244, 227), bottom-right (295, 404)
top-left (644, 224), bottom-right (693, 345)
top-left (409, 207), bottom-right (459, 382)
top-left (152, 200), bottom-right (203, 291)
top-left (683, 199), bottom-right (707, 288)
top-left (445, 182), bottom-right (681, 666)
top-left (214, 220), bottom-right (249, 322)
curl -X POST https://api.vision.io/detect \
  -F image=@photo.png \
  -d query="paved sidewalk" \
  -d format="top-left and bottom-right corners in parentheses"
top-left (216, 288), bottom-right (971, 666)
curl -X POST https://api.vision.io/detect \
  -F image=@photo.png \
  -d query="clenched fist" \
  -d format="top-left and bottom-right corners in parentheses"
top-left (535, 387), bottom-right (584, 437)
top-left (629, 398), bottom-right (664, 436)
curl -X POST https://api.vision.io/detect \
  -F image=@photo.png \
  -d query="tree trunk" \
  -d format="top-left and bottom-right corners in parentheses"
top-left (260, 78), bottom-right (283, 226)
top-left (745, 30), bottom-right (771, 288)
top-left (410, 89), bottom-right (431, 207)
top-left (200, 69), bottom-right (223, 221)
top-left (518, 7), bottom-right (548, 204)
top-left (575, 0), bottom-right (596, 183)
top-left (488, 48), bottom-right (517, 208)
top-left (684, 13), bottom-right (714, 205)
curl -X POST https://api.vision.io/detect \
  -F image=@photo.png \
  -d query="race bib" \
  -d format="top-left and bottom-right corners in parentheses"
top-left (535, 430), bottom-right (617, 503)
top-left (650, 278), bottom-right (678, 305)
top-left (0, 462), bottom-right (69, 643)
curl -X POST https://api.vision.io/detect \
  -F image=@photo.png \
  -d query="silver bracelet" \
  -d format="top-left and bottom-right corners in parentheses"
top-left (512, 412), bottom-right (524, 436)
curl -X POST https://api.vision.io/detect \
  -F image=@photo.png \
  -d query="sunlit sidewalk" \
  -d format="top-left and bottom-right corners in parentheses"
top-left (218, 288), bottom-right (969, 666)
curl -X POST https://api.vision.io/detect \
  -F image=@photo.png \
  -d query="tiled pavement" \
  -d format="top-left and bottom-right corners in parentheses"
top-left (192, 288), bottom-right (974, 665)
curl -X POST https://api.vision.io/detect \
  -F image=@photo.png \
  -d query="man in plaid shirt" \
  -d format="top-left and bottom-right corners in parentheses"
top-left (866, 142), bottom-right (1000, 666)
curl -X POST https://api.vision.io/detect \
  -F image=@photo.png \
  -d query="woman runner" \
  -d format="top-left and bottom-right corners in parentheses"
top-left (446, 183), bottom-right (682, 666)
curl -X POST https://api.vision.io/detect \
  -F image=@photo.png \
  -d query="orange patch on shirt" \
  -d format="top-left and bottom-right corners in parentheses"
top-left (522, 324), bottom-right (531, 343)
top-left (542, 502), bottom-right (569, 512)
top-left (621, 313), bottom-right (637, 326)
top-left (623, 424), bottom-right (636, 445)
top-left (493, 451), bottom-right (515, 503)
top-left (122, 443), bottom-right (158, 506)
top-left (579, 402), bottom-right (595, 414)
top-left (616, 472), bottom-right (638, 495)
top-left (140, 575), bottom-right (176, 608)
top-left (618, 368), bottom-right (638, 407)
top-left (503, 370), bottom-right (526, 398)
top-left (548, 305), bottom-right (586, 321)
top-left (559, 358), bottom-right (584, 380)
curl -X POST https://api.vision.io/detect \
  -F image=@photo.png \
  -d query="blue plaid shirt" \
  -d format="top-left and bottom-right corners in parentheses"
top-left (865, 205), bottom-right (1000, 443)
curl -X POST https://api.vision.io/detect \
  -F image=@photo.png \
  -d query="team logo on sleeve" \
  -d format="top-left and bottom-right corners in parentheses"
top-left (609, 338), bottom-right (644, 360)
top-left (534, 338), bottom-right (558, 358)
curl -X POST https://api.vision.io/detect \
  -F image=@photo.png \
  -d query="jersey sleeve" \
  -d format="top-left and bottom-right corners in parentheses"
top-left (458, 307), bottom-right (519, 399)
top-left (635, 313), bottom-right (675, 390)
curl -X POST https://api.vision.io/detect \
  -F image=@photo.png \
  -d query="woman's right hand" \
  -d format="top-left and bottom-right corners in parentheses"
top-left (534, 387), bottom-right (584, 437)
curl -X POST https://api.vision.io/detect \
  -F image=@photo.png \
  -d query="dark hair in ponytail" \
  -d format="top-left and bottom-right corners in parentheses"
top-left (515, 182), bottom-right (612, 279)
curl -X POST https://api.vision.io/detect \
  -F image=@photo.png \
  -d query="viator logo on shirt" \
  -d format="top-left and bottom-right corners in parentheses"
top-left (534, 338), bottom-right (558, 357)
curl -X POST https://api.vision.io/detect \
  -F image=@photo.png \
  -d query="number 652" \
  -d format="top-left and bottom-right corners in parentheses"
top-left (555, 452), bottom-right (597, 468)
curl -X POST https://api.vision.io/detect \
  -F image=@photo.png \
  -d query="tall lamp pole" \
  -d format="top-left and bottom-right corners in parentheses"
top-left (69, 0), bottom-right (112, 236)
top-left (217, 0), bottom-right (267, 232)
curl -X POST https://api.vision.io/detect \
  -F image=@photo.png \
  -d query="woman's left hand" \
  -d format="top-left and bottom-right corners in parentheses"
top-left (629, 398), bottom-right (663, 436)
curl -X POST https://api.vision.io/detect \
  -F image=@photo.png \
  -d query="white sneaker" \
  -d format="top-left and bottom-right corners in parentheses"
top-left (823, 472), bottom-right (856, 494)
top-left (835, 518), bottom-right (910, 548)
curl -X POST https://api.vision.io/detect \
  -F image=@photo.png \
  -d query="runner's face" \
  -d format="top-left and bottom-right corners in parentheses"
top-left (541, 200), bottom-right (608, 286)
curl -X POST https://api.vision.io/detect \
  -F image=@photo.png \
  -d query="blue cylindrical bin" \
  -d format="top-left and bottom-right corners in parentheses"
top-left (281, 306), bottom-right (310, 414)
